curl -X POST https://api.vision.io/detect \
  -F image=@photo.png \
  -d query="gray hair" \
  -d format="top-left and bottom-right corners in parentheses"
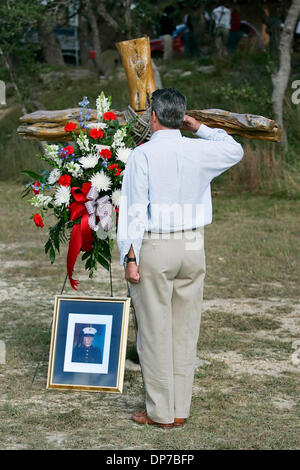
top-left (151, 88), bottom-right (187, 129)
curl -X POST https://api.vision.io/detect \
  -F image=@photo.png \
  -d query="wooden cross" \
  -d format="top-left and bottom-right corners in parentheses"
top-left (17, 37), bottom-right (281, 143)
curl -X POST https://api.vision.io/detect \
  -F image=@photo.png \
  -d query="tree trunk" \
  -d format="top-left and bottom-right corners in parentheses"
top-left (124, 0), bottom-right (132, 28)
top-left (86, 0), bottom-right (107, 76)
top-left (37, 14), bottom-right (65, 67)
top-left (79, 4), bottom-right (93, 67)
top-left (151, 59), bottom-right (163, 89)
top-left (272, 0), bottom-right (300, 148)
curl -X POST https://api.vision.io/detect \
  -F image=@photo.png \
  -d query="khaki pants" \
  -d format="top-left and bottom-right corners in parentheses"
top-left (163, 34), bottom-right (173, 62)
top-left (130, 228), bottom-right (206, 424)
top-left (215, 26), bottom-right (229, 56)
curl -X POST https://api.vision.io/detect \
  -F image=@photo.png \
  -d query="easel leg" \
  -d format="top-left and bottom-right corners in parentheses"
top-left (109, 262), bottom-right (113, 297)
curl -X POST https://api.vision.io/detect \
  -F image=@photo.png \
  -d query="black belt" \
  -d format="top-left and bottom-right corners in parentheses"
top-left (147, 227), bottom-right (198, 234)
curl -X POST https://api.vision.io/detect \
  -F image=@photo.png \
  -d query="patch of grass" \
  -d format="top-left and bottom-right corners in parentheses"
top-left (24, 408), bottom-right (88, 431)
top-left (204, 194), bottom-right (300, 299)
top-left (205, 311), bottom-right (282, 332)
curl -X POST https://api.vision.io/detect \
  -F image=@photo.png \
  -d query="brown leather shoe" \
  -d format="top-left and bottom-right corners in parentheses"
top-left (174, 418), bottom-right (185, 426)
top-left (132, 410), bottom-right (174, 428)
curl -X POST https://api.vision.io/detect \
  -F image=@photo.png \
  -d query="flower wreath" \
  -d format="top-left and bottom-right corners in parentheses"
top-left (23, 92), bottom-right (136, 290)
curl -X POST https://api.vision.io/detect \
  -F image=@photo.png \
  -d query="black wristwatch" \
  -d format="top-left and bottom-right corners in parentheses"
top-left (125, 255), bottom-right (136, 264)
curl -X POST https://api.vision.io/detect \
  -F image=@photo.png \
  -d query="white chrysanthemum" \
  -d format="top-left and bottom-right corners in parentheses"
top-left (79, 154), bottom-right (99, 169)
top-left (111, 189), bottom-right (121, 207)
top-left (116, 146), bottom-right (131, 164)
top-left (54, 185), bottom-right (71, 207)
top-left (77, 133), bottom-right (90, 152)
top-left (86, 122), bottom-right (108, 130)
top-left (48, 168), bottom-right (61, 185)
top-left (65, 162), bottom-right (83, 178)
top-left (111, 127), bottom-right (127, 149)
top-left (44, 144), bottom-right (62, 167)
top-left (29, 194), bottom-right (52, 208)
top-left (96, 91), bottom-right (111, 120)
top-left (90, 171), bottom-right (112, 192)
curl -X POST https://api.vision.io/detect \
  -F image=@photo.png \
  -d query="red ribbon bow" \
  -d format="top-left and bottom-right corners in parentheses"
top-left (67, 186), bottom-right (93, 290)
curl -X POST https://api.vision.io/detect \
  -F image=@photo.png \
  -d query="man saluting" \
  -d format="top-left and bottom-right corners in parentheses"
top-left (117, 88), bottom-right (244, 427)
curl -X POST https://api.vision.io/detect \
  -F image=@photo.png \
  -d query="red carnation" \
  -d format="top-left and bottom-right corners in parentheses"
top-left (62, 145), bottom-right (74, 157)
top-left (64, 122), bottom-right (77, 133)
top-left (82, 182), bottom-right (92, 196)
top-left (108, 163), bottom-right (122, 176)
top-left (89, 128), bottom-right (103, 140)
top-left (32, 181), bottom-right (40, 194)
top-left (103, 112), bottom-right (117, 122)
top-left (58, 174), bottom-right (72, 186)
top-left (33, 213), bottom-right (44, 228)
top-left (100, 148), bottom-right (112, 159)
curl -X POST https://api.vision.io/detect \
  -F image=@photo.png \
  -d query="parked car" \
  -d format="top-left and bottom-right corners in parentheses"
top-left (22, 26), bottom-right (80, 64)
top-left (150, 24), bottom-right (185, 54)
top-left (149, 20), bottom-right (258, 54)
top-left (238, 20), bottom-right (259, 49)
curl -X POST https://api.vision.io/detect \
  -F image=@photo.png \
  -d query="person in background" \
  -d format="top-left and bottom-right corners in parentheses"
top-left (183, 13), bottom-right (198, 58)
top-left (264, 5), bottom-right (282, 54)
top-left (212, 3), bottom-right (231, 56)
top-left (160, 6), bottom-right (174, 63)
top-left (228, 5), bottom-right (242, 53)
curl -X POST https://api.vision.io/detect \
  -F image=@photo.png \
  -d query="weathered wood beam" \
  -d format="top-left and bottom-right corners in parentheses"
top-left (17, 108), bottom-right (127, 141)
top-left (17, 107), bottom-right (281, 142)
top-left (187, 109), bottom-right (282, 142)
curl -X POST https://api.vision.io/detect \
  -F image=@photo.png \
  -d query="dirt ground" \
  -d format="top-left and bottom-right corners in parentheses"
top-left (0, 183), bottom-right (299, 450)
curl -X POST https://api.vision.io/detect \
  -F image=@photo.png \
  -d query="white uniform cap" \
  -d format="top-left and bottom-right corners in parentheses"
top-left (82, 327), bottom-right (97, 336)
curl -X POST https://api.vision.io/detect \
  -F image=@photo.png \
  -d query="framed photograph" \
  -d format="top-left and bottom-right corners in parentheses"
top-left (47, 295), bottom-right (130, 393)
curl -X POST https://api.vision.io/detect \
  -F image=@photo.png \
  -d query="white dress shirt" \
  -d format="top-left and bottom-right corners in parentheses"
top-left (212, 6), bottom-right (231, 30)
top-left (117, 124), bottom-right (244, 265)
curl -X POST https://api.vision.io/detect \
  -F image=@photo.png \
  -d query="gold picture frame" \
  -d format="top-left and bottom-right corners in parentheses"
top-left (47, 295), bottom-right (130, 393)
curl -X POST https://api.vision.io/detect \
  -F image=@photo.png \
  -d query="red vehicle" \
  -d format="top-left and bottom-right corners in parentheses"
top-left (150, 20), bottom-right (258, 54)
top-left (150, 24), bottom-right (185, 54)
top-left (239, 20), bottom-right (259, 49)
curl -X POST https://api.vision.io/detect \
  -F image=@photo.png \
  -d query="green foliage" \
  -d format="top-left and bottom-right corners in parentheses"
top-left (0, 0), bottom-right (43, 63)
top-left (45, 211), bottom-right (69, 262)
top-left (210, 82), bottom-right (272, 110)
top-left (82, 237), bottom-right (112, 276)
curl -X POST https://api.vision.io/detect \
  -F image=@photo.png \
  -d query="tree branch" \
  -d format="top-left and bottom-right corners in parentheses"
top-left (97, 0), bottom-right (118, 30)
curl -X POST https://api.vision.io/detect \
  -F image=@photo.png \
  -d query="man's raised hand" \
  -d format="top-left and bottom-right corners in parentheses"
top-left (181, 115), bottom-right (201, 133)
